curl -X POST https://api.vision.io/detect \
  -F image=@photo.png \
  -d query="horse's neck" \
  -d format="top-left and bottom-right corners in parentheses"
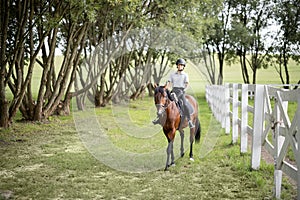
top-left (165, 99), bottom-right (172, 108)
top-left (166, 101), bottom-right (179, 115)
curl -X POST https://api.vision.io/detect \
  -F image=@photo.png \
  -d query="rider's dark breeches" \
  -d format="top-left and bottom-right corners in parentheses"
top-left (172, 87), bottom-right (191, 120)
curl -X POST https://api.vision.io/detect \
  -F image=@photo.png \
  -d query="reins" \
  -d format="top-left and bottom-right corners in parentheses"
top-left (155, 91), bottom-right (177, 115)
top-left (155, 100), bottom-right (174, 114)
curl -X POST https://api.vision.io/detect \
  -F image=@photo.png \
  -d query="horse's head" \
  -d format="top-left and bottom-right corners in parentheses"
top-left (154, 85), bottom-right (169, 115)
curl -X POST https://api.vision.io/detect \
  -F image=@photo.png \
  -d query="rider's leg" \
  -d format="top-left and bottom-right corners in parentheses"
top-left (182, 95), bottom-right (195, 128)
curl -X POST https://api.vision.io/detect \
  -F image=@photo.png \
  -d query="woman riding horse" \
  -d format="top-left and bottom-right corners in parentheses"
top-left (153, 58), bottom-right (201, 170)
top-left (153, 58), bottom-right (195, 128)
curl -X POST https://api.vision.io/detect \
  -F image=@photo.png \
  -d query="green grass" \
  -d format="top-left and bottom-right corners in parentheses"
top-left (0, 55), bottom-right (299, 199)
top-left (223, 59), bottom-right (300, 84)
top-left (0, 94), bottom-right (297, 199)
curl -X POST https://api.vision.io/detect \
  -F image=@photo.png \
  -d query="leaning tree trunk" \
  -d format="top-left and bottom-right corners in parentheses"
top-left (147, 83), bottom-right (154, 97)
top-left (240, 50), bottom-right (250, 84)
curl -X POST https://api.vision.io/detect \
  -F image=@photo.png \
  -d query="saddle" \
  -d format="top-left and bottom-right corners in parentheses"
top-left (169, 92), bottom-right (194, 118)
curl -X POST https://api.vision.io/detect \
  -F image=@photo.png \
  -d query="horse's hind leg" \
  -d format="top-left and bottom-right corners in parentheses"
top-left (179, 130), bottom-right (184, 157)
top-left (189, 142), bottom-right (194, 161)
top-left (189, 129), bottom-right (195, 161)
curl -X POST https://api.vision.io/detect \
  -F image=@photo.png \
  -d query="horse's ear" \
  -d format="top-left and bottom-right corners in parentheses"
top-left (164, 81), bottom-right (170, 89)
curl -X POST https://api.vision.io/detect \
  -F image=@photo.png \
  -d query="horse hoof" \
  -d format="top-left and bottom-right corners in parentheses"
top-left (181, 153), bottom-right (185, 157)
top-left (167, 162), bottom-right (175, 168)
top-left (189, 157), bottom-right (194, 162)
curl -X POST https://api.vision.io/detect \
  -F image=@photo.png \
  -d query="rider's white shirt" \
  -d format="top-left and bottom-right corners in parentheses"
top-left (168, 71), bottom-right (189, 88)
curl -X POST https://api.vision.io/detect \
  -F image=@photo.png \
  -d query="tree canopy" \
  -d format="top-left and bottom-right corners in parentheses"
top-left (1, 0), bottom-right (299, 128)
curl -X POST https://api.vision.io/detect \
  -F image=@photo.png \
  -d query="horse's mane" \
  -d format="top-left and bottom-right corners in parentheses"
top-left (154, 86), bottom-right (166, 95)
top-left (154, 86), bottom-right (173, 101)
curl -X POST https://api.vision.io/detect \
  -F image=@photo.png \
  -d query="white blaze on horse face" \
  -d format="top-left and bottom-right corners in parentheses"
top-left (157, 105), bottom-right (164, 115)
top-left (156, 101), bottom-right (165, 115)
top-left (155, 92), bottom-right (167, 115)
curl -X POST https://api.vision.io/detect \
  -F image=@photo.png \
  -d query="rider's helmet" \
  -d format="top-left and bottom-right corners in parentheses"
top-left (176, 58), bottom-right (186, 66)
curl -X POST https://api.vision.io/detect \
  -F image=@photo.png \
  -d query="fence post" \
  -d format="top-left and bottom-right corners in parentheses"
top-left (274, 96), bottom-right (282, 199)
top-left (232, 84), bottom-right (239, 144)
top-left (251, 85), bottom-right (264, 170)
top-left (221, 85), bottom-right (226, 128)
top-left (240, 84), bottom-right (248, 153)
top-left (274, 89), bottom-right (286, 199)
top-left (216, 86), bottom-right (222, 123)
top-left (225, 83), bottom-right (230, 134)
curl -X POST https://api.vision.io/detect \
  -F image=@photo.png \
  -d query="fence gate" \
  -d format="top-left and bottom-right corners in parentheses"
top-left (205, 84), bottom-right (300, 199)
top-left (272, 88), bottom-right (300, 199)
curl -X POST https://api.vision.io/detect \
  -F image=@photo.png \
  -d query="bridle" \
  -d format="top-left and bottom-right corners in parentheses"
top-left (155, 89), bottom-right (173, 115)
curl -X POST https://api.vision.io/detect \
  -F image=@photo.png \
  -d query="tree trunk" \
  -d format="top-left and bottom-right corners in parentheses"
top-left (240, 50), bottom-right (250, 84)
top-left (217, 52), bottom-right (224, 85)
top-left (252, 67), bottom-right (257, 84)
top-left (0, 100), bottom-right (9, 128)
top-left (33, 28), bottom-right (58, 121)
top-left (54, 93), bottom-right (72, 116)
top-left (42, 22), bottom-right (88, 119)
top-left (283, 46), bottom-right (290, 88)
top-left (0, 0), bottom-right (9, 128)
top-left (147, 83), bottom-right (154, 97)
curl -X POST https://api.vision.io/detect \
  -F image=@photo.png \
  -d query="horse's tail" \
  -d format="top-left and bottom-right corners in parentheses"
top-left (195, 117), bottom-right (201, 143)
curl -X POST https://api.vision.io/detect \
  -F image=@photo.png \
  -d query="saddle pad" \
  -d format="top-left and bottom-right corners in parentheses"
top-left (184, 99), bottom-right (194, 116)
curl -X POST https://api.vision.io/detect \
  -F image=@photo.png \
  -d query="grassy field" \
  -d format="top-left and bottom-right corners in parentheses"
top-left (0, 57), bottom-right (299, 199)
top-left (223, 59), bottom-right (300, 85)
top-left (0, 94), bottom-right (297, 199)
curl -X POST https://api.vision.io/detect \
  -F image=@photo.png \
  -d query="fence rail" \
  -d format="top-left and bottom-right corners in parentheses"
top-left (205, 83), bottom-right (300, 199)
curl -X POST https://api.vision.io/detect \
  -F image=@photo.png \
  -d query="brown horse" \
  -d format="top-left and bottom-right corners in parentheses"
top-left (154, 85), bottom-right (201, 171)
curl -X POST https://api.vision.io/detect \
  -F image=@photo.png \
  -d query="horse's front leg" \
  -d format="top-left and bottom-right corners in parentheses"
top-left (179, 129), bottom-right (184, 157)
top-left (165, 140), bottom-right (175, 170)
top-left (170, 140), bottom-right (175, 166)
top-left (189, 128), bottom-right (195, 161)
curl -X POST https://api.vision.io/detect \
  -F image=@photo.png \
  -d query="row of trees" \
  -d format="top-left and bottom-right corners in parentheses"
top-left (1, 0), bottom-right (299, 128)
top-left (202, 0), bottom-right (300, 85)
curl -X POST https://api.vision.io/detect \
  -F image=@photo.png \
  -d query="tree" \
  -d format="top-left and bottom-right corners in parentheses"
top-left (0, 0), bottom-right (48, 127)
top-left (271, 0), bottom-right (300, 87)
top-left (35, 1), bottom-right (90, 119)
top-left (73, 0), bottom-right (138, 108)
top-left (0, 0), bottom-right (233, 128)
top-left (227, 0), bottom-right (272, 84)
top-left (0, 0), bottom-right (93, 127)
top-left (73, 0), bottom-right (179, 108)
top-left (241, 0), bottom-right (272, 84)
top-left (200, 0), bottom-right (230, 85)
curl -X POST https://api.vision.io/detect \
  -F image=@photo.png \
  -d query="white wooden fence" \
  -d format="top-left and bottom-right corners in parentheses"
top-left (205, 83), bottom-right (300, 199)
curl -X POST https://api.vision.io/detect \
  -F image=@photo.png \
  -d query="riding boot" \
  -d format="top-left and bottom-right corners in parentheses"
top-left (152, 118), bottom-right (160, 125)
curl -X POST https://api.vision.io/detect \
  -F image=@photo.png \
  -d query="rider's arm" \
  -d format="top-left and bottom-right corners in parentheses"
top-left (184, 73), bottom-right (189, 91)
top-left (166, 73), bottom-right (173, 89)
top-left (184, 82), bottom-right (188, 91)
top-left (166, 80), bottom-right (172, 89)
